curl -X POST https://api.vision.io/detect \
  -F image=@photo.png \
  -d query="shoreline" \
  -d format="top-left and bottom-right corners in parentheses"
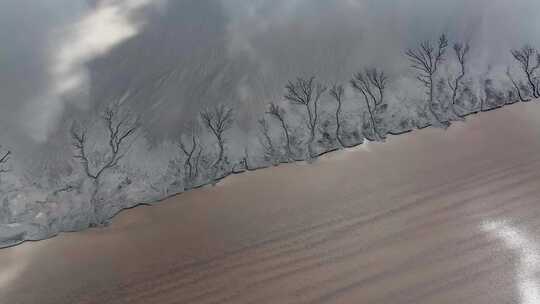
top-left (1, 100), bottom-right (540, 303)
top-left (1, 98), bottom-right (537, 250)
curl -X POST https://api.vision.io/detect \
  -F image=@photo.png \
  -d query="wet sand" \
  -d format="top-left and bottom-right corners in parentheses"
top-left (1, 102), bottom-right (540, 304)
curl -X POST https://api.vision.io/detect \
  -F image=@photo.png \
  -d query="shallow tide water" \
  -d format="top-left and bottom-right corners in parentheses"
top-left (1, 102), bottom-right (540, 304)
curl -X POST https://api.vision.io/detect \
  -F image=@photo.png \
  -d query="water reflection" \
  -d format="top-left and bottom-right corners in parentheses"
top-left (482, 219), bottom-right (540, 304)
top-left (0, 246), bottom-right (31, 296)
top-left (23, 0), bottom-right (158, 142)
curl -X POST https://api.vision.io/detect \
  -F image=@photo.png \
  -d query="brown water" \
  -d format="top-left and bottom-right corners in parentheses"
top-left (2, 102), bottom-right (540, 304)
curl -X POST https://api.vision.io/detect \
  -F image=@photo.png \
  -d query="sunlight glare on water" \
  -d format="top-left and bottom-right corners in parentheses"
top-left (482, 219), bottom-right (540, 304)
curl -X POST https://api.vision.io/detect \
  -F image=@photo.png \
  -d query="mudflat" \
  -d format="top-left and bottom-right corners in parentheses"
top-left (2, 102), bottom-right (540, 304)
